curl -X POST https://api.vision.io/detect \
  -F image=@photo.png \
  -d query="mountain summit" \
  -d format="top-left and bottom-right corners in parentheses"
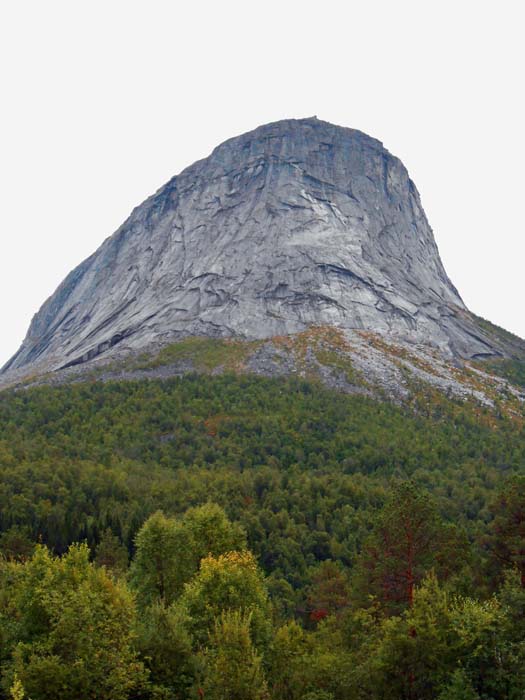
top-left (2, 118), bottom-right (517, 376)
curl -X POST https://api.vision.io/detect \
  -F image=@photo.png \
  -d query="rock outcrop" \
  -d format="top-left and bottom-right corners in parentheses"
top-left (2, 117), bottom-right (518, 378)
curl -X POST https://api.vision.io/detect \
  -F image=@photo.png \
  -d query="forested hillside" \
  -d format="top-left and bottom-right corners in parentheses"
top-left (1, 373), bottom-right (525, 698)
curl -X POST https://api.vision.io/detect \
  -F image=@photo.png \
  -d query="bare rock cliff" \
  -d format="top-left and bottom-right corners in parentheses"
top-left (2, 118), bottom-right (515, 377)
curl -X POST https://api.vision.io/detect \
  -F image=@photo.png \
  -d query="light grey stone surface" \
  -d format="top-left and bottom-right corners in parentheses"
top-left (1, 117), bottom-right (515, 378)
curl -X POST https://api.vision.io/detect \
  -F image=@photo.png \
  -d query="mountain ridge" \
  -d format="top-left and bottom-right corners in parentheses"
top-left (2, 117), bottom-right (524, 388)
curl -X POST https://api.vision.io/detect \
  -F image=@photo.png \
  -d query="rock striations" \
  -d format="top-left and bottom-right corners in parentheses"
top-left (1, 118), bottom-right (519, 381)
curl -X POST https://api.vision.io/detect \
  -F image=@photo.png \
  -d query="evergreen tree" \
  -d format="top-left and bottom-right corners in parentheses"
top-left (362, 575), bottom-right (499, 700)
top-left (0, 528), bottom-right (34, 563)
top-left (306, 560), bottom-right (351, 622)
top-left (488, 476), bottom-right (525, 587)
top-left (353, 481), bottom-right (464, 614)
top-left (94, 528), bottom-right (129, 576)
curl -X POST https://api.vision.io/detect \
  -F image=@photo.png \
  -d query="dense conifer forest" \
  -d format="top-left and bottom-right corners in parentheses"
top-left (1, 372), bottom-right (525, 698)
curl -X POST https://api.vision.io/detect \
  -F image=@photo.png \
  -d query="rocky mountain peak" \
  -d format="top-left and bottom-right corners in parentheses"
top-left (1, 118), bottom-right (516, 379)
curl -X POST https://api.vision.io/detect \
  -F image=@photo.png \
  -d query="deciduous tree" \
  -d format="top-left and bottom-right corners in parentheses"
top-left (7, 544), bottom-right (147, 700)
top-left (178, 550), bottom-right (271, 649)
top-left (201, 610), bottom-right (268, 700)
top-left (488, 476), bottom-right (525, 587)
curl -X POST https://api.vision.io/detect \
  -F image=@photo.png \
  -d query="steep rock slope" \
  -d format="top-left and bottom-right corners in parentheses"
top-left (1, 118), bottom-right (518, 378)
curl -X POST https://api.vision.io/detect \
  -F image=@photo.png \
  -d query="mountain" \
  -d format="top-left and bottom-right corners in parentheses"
top-left (2, 119), bottom-right (525, 699)
top-left (3, 117), bottom-right (522, 387)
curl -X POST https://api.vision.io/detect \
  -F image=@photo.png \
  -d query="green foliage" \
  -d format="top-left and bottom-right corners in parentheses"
top-left (306, 560), bottom-right (351, 621)
top-left (8, 676), bottom-right (25, 700)
top-left (129, 505), bottom-right (246, 608)
top-left (1, 544), bottom-right (146, 700)
top-left (0, 501), bottom-right (525, 698)
top-left (178, 550), bottom-right (271, 649)
top-left (0, 370), bottom-right (525, 696)
top-left (313, 348), bottom-right (357, 384)
top-left (357, 576), bottom-right (499, 700)
top-left (469, 313), bottom-right (525, 360)
top-left (437, 669), bottom-right (479, 700)
top-left (181, 502), bottom-right (246, 562)
top-left (487, 475), bottom-right (525, 584)
top-left (0, 528), bottom-right (34, 563)
top-left (362, 576), bottom-right (447, 698)
top-left (267, 620), bottom-right (308, 699)
top-left (483, 358), bottom-right (525, 389)
top-left (94, 528), bottom-right (129, 575)
top-left (132, 336), bottom-right (258, 372)
top-left (0, 373), bottom-right (524, 593)
top-left (352, 482), bottom-right (465, 613)
top-left (201, 610), bottom-right (269, 700)
top-left (129, 511), bottom-right (194, 607)
top-left (136, 602), bottom-right (195, 699)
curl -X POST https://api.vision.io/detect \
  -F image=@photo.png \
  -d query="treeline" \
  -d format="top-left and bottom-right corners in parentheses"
top-left (1, 485), bottom-right (525, 699)
top-left (482, 358), bottom-right (525, 390)
top-left (0, 375), bottom-right (523, 571)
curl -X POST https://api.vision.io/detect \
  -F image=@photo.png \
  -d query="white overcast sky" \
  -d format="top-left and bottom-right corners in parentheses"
top-left (0, 1), bottom-right (523, 366)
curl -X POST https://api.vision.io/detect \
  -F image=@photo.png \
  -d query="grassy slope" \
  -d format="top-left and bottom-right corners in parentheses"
top-left (466, 313), bottom-right (525, 389)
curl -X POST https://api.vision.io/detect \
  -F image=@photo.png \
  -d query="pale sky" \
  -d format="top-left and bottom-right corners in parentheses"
top-left (1, 1), bottom-right (523, 367)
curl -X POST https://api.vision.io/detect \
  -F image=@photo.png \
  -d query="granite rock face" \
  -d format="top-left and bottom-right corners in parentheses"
top-left (2, 118), bottom-right (511, 376)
